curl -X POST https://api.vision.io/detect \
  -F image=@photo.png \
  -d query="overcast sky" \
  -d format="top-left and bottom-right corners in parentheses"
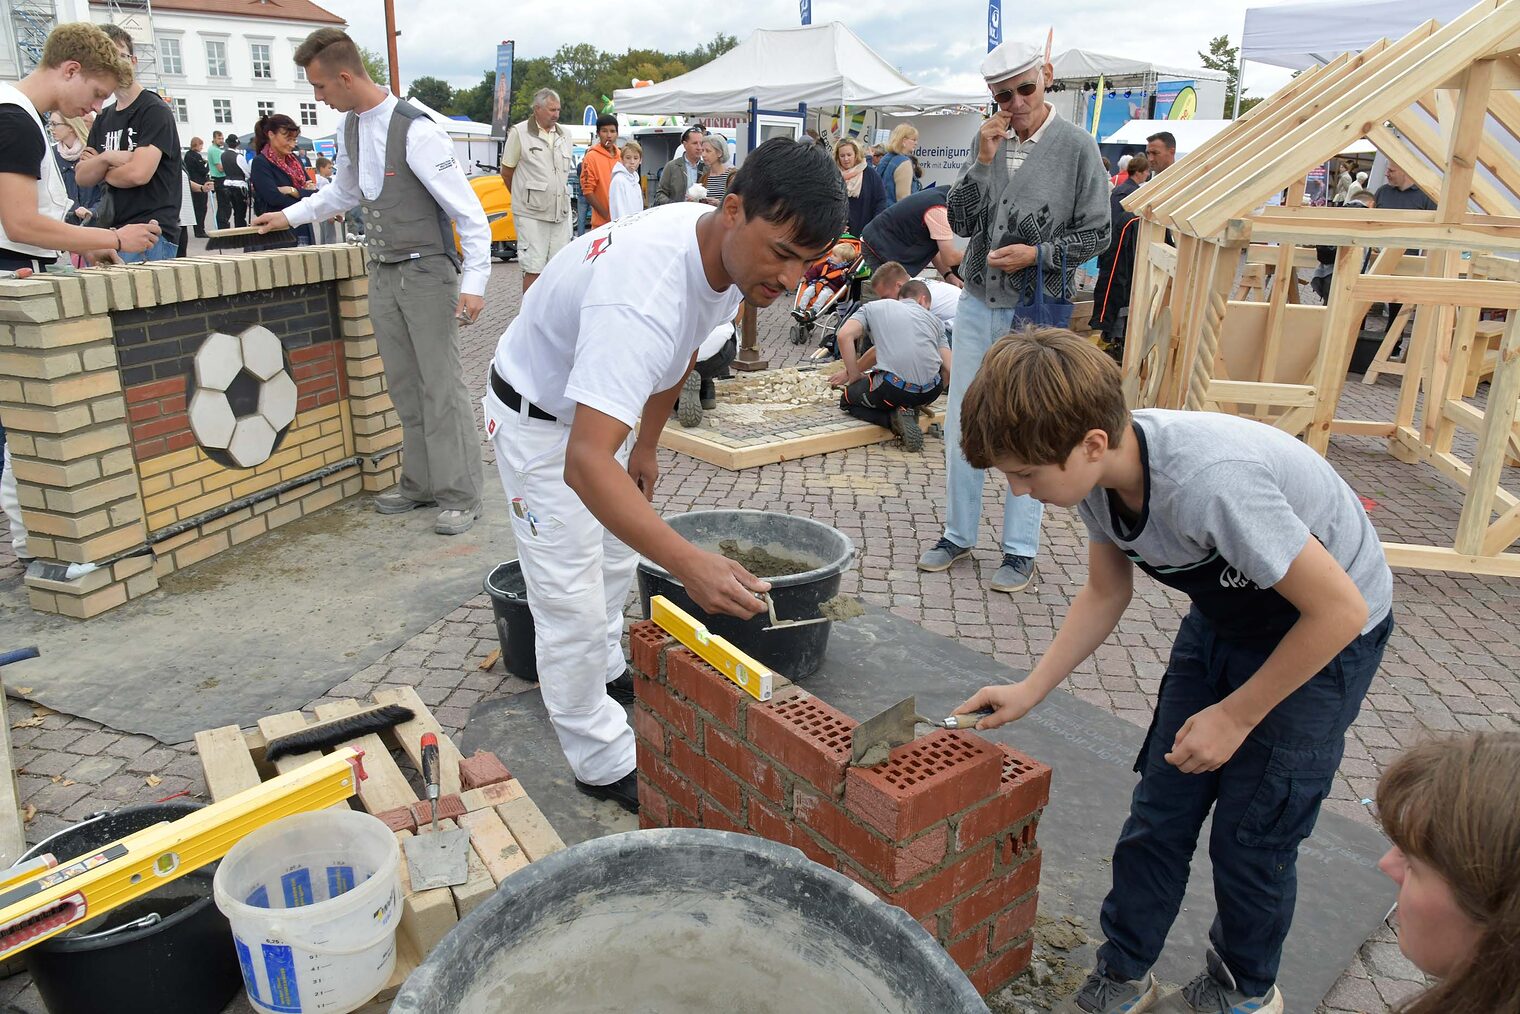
top-left (311, 0), bottom-right (1297, 102)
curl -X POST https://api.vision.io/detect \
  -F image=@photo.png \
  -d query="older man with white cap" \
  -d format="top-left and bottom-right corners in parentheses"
top-left (916, 35), bottom-right (1110, 595)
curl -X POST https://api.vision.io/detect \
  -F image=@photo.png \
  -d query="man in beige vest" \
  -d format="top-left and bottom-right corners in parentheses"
top-left (254, 28), bottom-right (489, 535)
top-left (501, 88), bottom-right (572, 293)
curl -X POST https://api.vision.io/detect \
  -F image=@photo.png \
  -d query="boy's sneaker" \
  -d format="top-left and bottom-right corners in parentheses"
top-left (1152, 950), bottom-right (1282, 1014)
top-left (890, 408), bottom-right (924, 452)
top-left (1054, 970), bottom-right (1158, 1013)
top-left (917, 537), bottom-right (971, 572)
top-left (989, 554), bottom-right (1037, 593)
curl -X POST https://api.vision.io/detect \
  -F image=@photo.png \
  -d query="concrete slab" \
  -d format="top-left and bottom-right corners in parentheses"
top-left (0, 482), bottom-right (517, 744)
top-left (461, 605), bottom-right (1395, 1011)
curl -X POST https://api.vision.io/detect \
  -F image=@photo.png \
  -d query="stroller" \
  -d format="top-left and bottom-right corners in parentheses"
top-left (788, 236), bottom-right (869, 346)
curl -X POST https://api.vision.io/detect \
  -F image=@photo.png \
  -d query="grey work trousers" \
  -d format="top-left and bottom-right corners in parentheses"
top-left (368, 254), bottom-right (482, 511)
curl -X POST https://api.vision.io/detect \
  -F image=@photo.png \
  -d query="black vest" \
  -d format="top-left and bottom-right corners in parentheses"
top-left (861, 187), bottom-right (948, 276)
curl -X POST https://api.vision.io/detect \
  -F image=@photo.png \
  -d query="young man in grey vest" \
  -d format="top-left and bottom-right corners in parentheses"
top-left (253, 28), bottom-right (489, 535)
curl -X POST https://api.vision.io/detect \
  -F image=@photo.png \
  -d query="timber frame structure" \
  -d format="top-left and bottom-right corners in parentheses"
top-left (1119, 0), bottom-right (1520, 578)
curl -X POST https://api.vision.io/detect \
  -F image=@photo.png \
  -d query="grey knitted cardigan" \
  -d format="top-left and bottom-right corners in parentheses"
top-left (947, 113), bottom-right (1111, 308)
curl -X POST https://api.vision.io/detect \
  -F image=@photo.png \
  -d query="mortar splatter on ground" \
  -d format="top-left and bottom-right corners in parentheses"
top-left (819, 594), bottom-right (866, 621)
top-left (715, 539), bottom-right (817, 578)
top-left (988, 914), bottom-right (1094, 1013)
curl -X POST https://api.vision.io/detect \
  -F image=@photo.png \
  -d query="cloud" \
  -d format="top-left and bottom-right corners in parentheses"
top-left (313, 0), bottom-right (1294, 99)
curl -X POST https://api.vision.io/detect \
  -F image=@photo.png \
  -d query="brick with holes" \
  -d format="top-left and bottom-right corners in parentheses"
top-left (955, 746), bottom-right (1052, 850)
top-left (665, 648), bottom-right (747, 731)
top-left (748, 692), bottom-right (857, 797)
top-left (844, 730), bottom-right (1002, 840)
top-left (794, 789), bottom-right (949, 887)
top-left (628, 620), bottom-right (674, 676)
top-left (704, 724), bottom-right (784, 805)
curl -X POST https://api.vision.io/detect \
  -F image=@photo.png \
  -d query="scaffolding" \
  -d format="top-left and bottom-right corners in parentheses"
top-left (9, 0), bottom-right (57, 74)
top-left (103, 0), bottom-right (158, 89)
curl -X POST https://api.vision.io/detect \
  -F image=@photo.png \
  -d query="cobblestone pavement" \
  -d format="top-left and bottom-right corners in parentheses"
top-left (2, 255), bottom-right (1514, 1012)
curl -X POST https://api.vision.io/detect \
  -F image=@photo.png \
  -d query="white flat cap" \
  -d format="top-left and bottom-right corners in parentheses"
top-left (981, 40), bottom-right (1043, 84)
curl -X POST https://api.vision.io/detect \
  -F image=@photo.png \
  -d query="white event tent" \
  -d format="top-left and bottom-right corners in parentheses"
top-left (1241, 0), bottom-right (1476, 70)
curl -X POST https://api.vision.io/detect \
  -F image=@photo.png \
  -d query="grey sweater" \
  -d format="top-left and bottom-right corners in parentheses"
top-left (947, 113), bottom-right (1111, 308)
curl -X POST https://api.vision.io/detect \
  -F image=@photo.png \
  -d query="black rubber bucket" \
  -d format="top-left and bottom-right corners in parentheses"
top-left (484, 560), bottom-right (538, 682)
top-left (637, 510), bottom-right (855, 679)
top-left (1348, 333), bottom-right (1383, 374)
top-left (393, 829), bottom-right (988, 1013)
top-left (19, 801), bottom-right (242, 1014)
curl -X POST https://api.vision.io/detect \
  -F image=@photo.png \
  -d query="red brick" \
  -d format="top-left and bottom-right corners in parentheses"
top-left (135, 437), bottom-right (167, 458)
top-left (970, 937), bottom-right (1033, 995)
top-left (956, 746), bottom-right (1052, 850)
top-left (633, 705), bottom-right (667, 756)
top-left (918, 912), bottom-right (942, 939)
top-left (165, 431), bottom-right (196, 452)
top-left (746, 796), bottom-right (796, 848)
top-left (125, 378), bottom-right (182, 403)
top-left (666, 649), bottom-right (745, 731)
top-left (704, 725), bottom-right (784, 805)
top-left (628, 620), bottom-right (673, 677)
top-left (698, 796), bottom-right (746, 833)
top-left (411, 794), bottom-right (466, 825)
top-left (639, 782), bottom-right (670, 829)
top-left (794, 790), bottom-right (947, 888)
top-left (290, 343), bottom-right (337, 364)
top-left (161, 393), bottom-right (186, 414)
top-left (990, 895), bottom-right (1039, 953)
top-left (950, 848), bottom-right (1041, 937)
top-left (373, 806), bottom-right (416, 833)
top-left (457, 750), bottom-right (512, 790)
top-left (748, 692), bottom-right (856, 797)
top-left (641, 753), bottom-right (699, 817)
top-left (1001, 819), bottom-right (1039, 865)
top-left (946, 924), bottom-right (990, 973)
top-left (128, 402), bottom-right (160, 423)
top-left (888, 842), bottom-right (995, 919)
top-left (132, 413), bottom-right (190, 440)
top-left (639, 677), bottom-right (699, 743)
top-left (671, 737), bottom-right (743, 819)
top-left (668, 803), bottom-right (700, 828)
top-left (845, 730), bottom-right (1001, 841)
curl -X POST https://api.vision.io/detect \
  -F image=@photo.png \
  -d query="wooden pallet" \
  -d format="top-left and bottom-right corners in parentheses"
top-left (660, 406), bottom-right (947, 470)
top-left (193, 685), bottom-right (565, 1011)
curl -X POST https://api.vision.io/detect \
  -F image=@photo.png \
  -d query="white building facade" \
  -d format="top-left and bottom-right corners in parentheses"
top-left (2, 0), bottom-right (347, 141)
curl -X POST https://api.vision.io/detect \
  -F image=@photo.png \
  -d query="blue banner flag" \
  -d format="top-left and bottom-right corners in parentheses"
top-left (491, 41), bottom-right (514, 137)
top-left (800, 0), bottom-right (812, 25)
top-left (987, 0), bottom-right (1001, 52)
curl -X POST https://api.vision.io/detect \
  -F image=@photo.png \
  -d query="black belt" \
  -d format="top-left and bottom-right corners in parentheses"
top-left (491, 366), bottom-right (558, 422)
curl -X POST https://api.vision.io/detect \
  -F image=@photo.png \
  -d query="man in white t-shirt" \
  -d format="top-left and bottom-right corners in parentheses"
top-left (485, 139), bottom-right (848, 812)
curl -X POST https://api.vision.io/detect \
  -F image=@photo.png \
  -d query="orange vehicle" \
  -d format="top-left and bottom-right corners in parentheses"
top-left (454, 162), bottom-right (517, 262)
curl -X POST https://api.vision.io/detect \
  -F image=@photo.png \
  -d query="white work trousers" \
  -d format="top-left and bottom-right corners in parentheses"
top-left (0, 445), bottom-right (28, 559)
top-left (484, 389), bottom-right (637, 786)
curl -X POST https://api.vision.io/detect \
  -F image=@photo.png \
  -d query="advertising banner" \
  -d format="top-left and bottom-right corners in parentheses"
top-left (491, 41), bottom-right (514, 138)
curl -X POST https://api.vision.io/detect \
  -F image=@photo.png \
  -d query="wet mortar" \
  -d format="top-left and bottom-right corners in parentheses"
top-left (715, 539), bottom-right (819, 578)
top-left (818, 594), bottom-right (866, 622)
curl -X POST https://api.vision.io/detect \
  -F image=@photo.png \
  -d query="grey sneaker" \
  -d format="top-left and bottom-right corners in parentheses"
top-left (917, 537), bottom-right (972, 572)
top-left (1152, 950), bottom-right (1282, 1014)
top-left (374, 489), bottom-right (435, 514)
top-left (434, 506), bottom-right (481, 536)
top-left (677, 371), bottom-right (703, 428)
top-left (890, 407), bottom-right (924, 452)
top-left (989, 554), bottom-right (1037, 593)
top-left (1054, 970), bottom-right (1159, 1013)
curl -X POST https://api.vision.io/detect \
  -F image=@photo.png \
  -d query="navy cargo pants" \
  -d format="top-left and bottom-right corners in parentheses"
top-left (1095, 607), bottom-right (1393, 995)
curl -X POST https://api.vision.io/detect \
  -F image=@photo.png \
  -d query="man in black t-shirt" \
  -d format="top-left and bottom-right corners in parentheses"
top-left (75, 24), bottom-right (181, 260)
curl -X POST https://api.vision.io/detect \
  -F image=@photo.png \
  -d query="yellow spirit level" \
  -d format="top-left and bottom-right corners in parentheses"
top-left (650, 595), bottom-right (775, 702)
top-left (0, 748), bottom-right (365, 960)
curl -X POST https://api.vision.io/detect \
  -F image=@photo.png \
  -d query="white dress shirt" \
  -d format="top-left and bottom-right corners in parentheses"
top-left (284, 93), bottom-right (490, 297)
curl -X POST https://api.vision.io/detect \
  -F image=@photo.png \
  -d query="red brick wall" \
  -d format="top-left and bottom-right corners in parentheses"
top-left (628, 620), bottom-right (1052, 996)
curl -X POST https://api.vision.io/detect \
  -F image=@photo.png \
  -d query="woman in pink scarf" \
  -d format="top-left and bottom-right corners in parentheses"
top-left (249, 113), bottom-right (315, 244)
top-left (835, 137), bottom-right (885, 238)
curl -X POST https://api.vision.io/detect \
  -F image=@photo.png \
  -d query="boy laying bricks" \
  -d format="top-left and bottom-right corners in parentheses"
top-left (952, 329), bottom-right (1393, 1014)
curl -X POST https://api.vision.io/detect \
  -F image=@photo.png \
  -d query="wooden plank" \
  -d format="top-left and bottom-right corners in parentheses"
top-left (393, 829), bottom-right (459, 957)
top-left (0, 678), bottom-right (25, 870)
top-left (1381, 542), bottom-right (1520, 577)
top-left (1306, 245), bottom-right (1366, 454)
top-left (193, 725), bottom-right (262, 802)
top-left (1351, 275), bottom-right (1520, 311)
top-left (1437, 60), bottom-right (1498, 222)
top-left (1244, 244), bottom-right (1318, 270)
top-left (1244, 211), bottom-right (1520, 253)
top-left (438, 817), bottom-right (496, 919)
top-left (257, 712), bottom-right (325, 774)
top-left (371, 686), bottom-right (462, 798)
top-left (1205, 380), bottom-right (1317, 407)
top-left (1454, 312), bottom-right (1520, 553)
top-left (659, 407), bottom-right (946, 471)
top-left (458, 807), bottom-right (530, 884)
top-left (1482, 501), bottom-right (1520, 556)
top-left (495, 795), bottom-right (566, 863)
top-left (312, 699), bottom-right (418, 814)
top-left (1329, 419), bottom-right (1397, 437)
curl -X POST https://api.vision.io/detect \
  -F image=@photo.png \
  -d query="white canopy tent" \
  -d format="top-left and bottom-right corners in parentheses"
top-left (1241, 0), bottom-right (1476, 70)
top-left (611, 22), bottom-right (983, 116)
top-left (1052, 49), bottom-right (1229, 85)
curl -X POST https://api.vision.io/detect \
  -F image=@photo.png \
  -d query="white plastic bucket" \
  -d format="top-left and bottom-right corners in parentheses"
top-left (213, 810), bottom-right (403, 1014)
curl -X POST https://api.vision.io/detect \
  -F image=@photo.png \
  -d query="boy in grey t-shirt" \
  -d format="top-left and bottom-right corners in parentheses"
top-left (950, 330), bottom-right (1392, 1014)
top-left (828, 280), bottom-right (950, 452)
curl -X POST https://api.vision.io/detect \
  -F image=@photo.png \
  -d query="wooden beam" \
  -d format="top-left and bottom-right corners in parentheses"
top-left (372, 686), bottom-right (462, 798)
top-left (1440, 59), bottom-right (1496, 222)
top-left (1329, 419), bottom-right (1397, 436)
top-left (1381, 542), bottom-right (1520, 577)
top-left (1352, 275), bottom-right (1520, 309)
top-left (1306, 245), bottom-right (1366, 454)
top-left (1244, 209), bottom-right (1520, 252)
top-left (194, 725), bottom-right (263, 802)
top-left (312, 699), bottom-right (419, 814)
top-left (1205, 380), bottom-right (1317, 407)
top-left (1454, 311), bottom-right (1520, 553)
top-left (1390, 93), bottom-right (1519, 219)
top-left (1482, 501), bottom-right (1520, 556)
top-left (1245, 244), bottom-right (1319, 269)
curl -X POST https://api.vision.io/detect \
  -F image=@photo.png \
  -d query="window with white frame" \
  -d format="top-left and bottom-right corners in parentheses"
top-left (170, 97), bottom-right (188, 122)
top-left (292, 45), bottom-right (307, 81)
top-left (157, 36), bottom-right (182, 75)
top-left (257, 100), bottom-right (275, 118)
top-left (250, 42), bottom-right (272, 80)
top-left (205, 39), bottom-right (227, 77)
top-left (299, 103), bottom-right (318, 126)
top-left (212, 98), bottom-right (232, 124)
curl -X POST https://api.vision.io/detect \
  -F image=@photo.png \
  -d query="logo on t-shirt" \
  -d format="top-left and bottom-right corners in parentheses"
top-left (584, 234), bottom-right (612, 262)
top-left (1218, 566), bottom-right (1257, 590)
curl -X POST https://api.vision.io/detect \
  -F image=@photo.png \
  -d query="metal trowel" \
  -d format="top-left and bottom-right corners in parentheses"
top-left (759, 592), bottom-right (830, 632)
top-left (850, 697), bottom-right (997, 766)
top-left (402, 733), bottom-right (472, 889)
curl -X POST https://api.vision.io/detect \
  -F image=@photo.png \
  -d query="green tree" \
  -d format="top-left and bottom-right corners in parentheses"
top-left (450, 70), bottom-right (495, 124)
top-left (408, 75), bottom-right (453, 110)
top-left (1198, 34), bottom-right (1242, 117)
top-left (359, 46), bottom-right (388, 87)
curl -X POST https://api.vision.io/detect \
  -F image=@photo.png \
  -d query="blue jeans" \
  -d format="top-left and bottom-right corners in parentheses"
top-left (119, 233), bottom-right (179, 263)
top-left (1096, 608), bottom-right (1393, 995)
top-left (942, 292), bottom-right (1044, 557)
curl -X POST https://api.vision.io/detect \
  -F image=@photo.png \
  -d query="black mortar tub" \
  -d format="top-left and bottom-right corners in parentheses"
top-left (637, 510), bottom-right (855, 678)
top-left (484, 560), bottom-right (538, 682)
top-left (19, 801), bottom-right (242, 1014)
top-left (392, 829), bottom-right (989, 1013)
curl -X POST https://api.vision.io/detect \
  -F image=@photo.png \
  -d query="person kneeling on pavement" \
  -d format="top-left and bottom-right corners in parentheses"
top-left (828, 280), bottom-right (949, 452)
